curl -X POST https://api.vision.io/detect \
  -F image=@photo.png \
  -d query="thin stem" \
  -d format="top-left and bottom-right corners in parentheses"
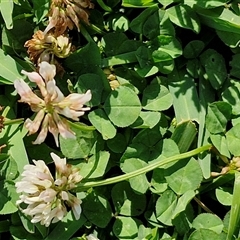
top-left (67, 120), bottom-right (95, 131)
top-left (89, 24), bottom-right (107, 35)
top-left (96, 0), bottom-right (112, 12)
top-left (194, 197), bottom-right (215, 214)
top-left (4, 118), bottom-right (24, 126)
top-left (75, 144), bottom-right (212, 191)
top-left (211, 146), bottom-right (229, 164)
top-left (80, 25), bottom-right (93, 42)
top-left (2, 106), bottom-right (10, 117)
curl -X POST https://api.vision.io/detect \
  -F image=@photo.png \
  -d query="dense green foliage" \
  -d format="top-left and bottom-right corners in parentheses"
top-left (1, 0), bottom-right (240, 239)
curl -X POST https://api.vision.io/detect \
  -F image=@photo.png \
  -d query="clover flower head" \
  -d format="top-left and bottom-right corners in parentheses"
top-left (14, 61), bottom-right (92, 146)
top-left (25, 30), bottom-right (73, 64)
top-left (15, 153), bottom-right (83, 227)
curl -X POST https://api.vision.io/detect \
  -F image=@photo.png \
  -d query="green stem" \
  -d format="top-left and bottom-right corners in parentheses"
top-left (89, 23), bottom-right (107, 35)
top-left (67, 120), bottom-right (95, 131)
top-left (13, 13), bottom-right (33, 21)
top-left (2, 106), bottom-right (10, 117)
top-left (80, 25), bottom-right (93, 42)
top-left (226, 171), bottom-right (240, 240)
top-left (193, 196), bottom-right (214, 214)
top-left (96, 0), bottom-right (112, 12)
top-left (75, 144), bottom-right (212, 191)
top-left (4, 118), bottom-right (24, 126)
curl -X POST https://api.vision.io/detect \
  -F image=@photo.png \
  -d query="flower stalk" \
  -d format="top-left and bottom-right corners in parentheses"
top-left (74, 144), bottom-right (212, 191)
top-left (3, 118), bottom-right (24, 126)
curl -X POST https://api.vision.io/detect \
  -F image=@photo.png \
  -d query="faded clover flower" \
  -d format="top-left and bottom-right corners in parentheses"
top-left (25, 30), bottom-right (73, 64)
top-left (16, 153), bottom-right (83, 227)
top-left (212, 156), bottom-right (240, 177)
top-left (103, 68), bottom-right (120, 90)
top-left (14, 61), bottom-right (92, 147)
top-left (45, 0), bottom-right (94, 36)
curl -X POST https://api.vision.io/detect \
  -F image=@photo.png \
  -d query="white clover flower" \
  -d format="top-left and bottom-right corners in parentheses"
top-left (14, 61), bottom-right (92, 146)
top-left (15, 153), bottom-right (83, 227)
top-left (86, 234), bottom-right (100, 240)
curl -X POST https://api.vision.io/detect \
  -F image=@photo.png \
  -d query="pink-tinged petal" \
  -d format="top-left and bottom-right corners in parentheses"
top-left (53, 112), bottom-right (76, 139)
top-left (45, 81), bottom-right (56, 100)
top-left (24, 118), bottom-right (34, 132)
top-left (39, 189), bottom-right (57, 202)
top-left (32, 114), bottom-right (49, 145)
top-left (15, 181), bottom-right (39, 193)
top-left (52, 85), bottom-right (65, 102)
top-left (14, 79), bottom-right (32, 95)
top-left (24, 109), bottom-right (45, 135)
top-left (57, 107), bottom-right (84, 121)
top-left (29, 104), bottom-right (43, 113)
top-left (21, 70), bottom-right (44, 86)
top-left (21, 70), bottom-right (47, 97)
top-left (58, 90), bottom-right (92, 110)
top-left (27, 203), bottom-right (49, 215)
top-left (39, 61), bottom-right (56, 82)
top-left (33, 160), bottom-right (52, 176)
top-left (69, 90), bottom-right (92, 109)
top-left (46, 80), bottom-right (65, 102)
top-left (14, 79), bottom-right (44, 105)
top-left (50, 152), bottom-right (66, 172)
top-left (35, 172), bottom-right (53, 181)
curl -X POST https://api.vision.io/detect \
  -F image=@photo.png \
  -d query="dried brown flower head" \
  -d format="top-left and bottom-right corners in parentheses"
top-left (45, 0), bottom-right (94, 36)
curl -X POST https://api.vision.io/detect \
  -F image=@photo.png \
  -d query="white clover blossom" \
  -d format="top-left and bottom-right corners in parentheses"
top-left (15, 153), bottom-right (83, 227)
top-left (14, 61), bottom-right (92, 146)
top-left (86, 234), bottom-right (100, 240)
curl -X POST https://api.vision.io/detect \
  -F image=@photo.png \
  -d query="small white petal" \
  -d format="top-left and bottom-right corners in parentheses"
top-left (39, 61), bottom-right (56, 82)
top-left (21, 70), bottom-right (44, 85)
top-left (50, 152), bottom-right (66, 171)
top-left (86, 234), bottom-right (100, 240)
top-left (61, 191), bottom-right (69, 201)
